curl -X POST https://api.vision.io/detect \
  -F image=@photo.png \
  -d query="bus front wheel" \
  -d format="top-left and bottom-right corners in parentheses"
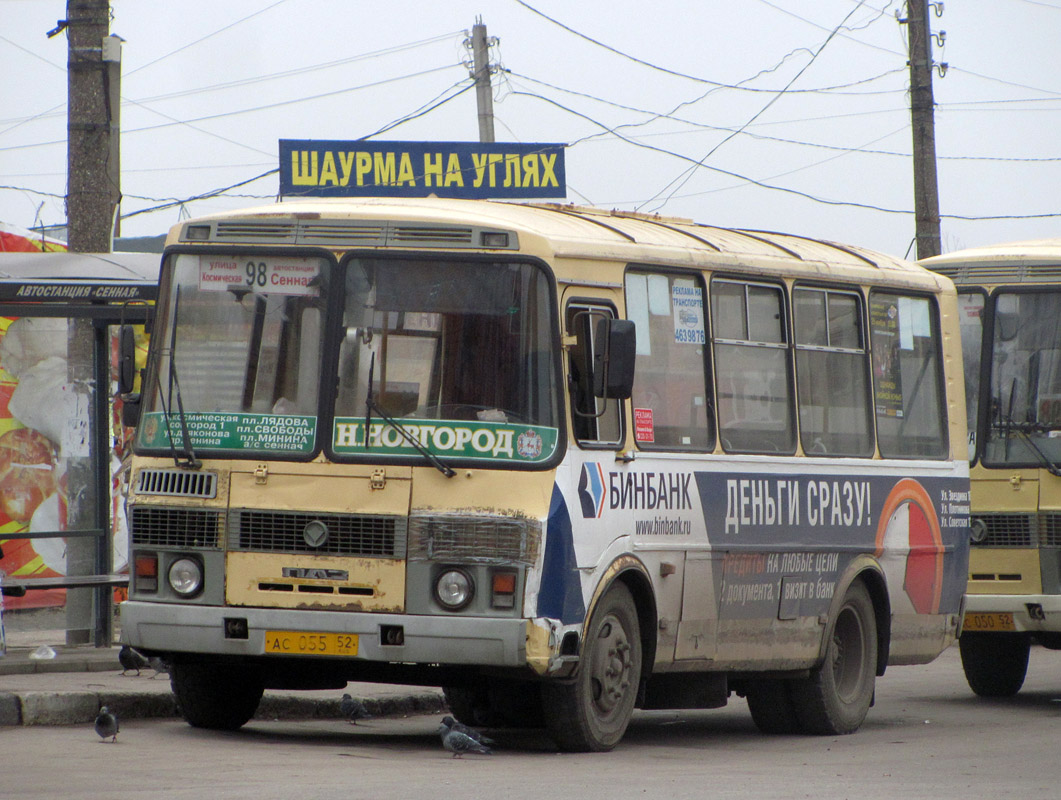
top-left (959, 632), bottom-right (1030, 697)
top-left (790, 580), bottom-right (877, 735)
top-left (745, 678), bottom-right (802, 734)
top-left (170, 660), bottom-right (264, 731)
top-left (541, 582), bottom-right (642, 752)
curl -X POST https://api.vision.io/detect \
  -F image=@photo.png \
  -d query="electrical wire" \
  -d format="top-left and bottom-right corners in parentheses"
top-left (0, 64), bottom-right (466, 153)
top-left (502, 90), bottom-right (1061, 221)
top-left (505, 69), bottom-right (1061, 163)
top-left (118, 79), bottom-right (476, 222)
top-left (641, 0), bottom-right (872, 213)
top-left (125, 0), bottom-right (292, 78)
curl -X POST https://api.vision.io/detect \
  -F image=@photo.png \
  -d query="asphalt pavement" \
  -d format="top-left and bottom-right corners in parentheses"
top-left (0, 633), bottom-right (447, 727)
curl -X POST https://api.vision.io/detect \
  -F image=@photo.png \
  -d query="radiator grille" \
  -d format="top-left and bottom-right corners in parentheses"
top-left (131, 506), bottom-right (223, 548)
top-left (972, 512), bottom-right (1061, 547)
top-left (230, 510), bottom-right (406, 557)
top-left (407, 514), bottom-right (540, 564)
top-left (136, 469), bottom-right (218, 499)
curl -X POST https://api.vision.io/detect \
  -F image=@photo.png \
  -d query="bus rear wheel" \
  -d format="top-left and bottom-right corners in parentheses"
top-left (745, 678), bottom-right (801, 734)
top-left (790, 580), bottom-right (877, 735)
top-left (959, 632), bottom-right (1030, 697)
top-left (541, 582), bottom-right (642, 752)
top-left (170, 660), bottom-right (264, 731)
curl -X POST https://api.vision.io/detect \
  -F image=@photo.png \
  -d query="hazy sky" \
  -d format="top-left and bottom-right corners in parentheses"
top-left (1, 0), bottom-right (1058, 258)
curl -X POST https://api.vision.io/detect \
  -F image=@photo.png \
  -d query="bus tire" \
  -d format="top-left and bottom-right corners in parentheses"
top-left (541, 582), bottom-right (642, 752)
top-left (443, 680), bottom-right (543, 728)
top-left (790, 580), bottom-right (877, 735)
top-left (170, 660), bottom-right (264, 731)
top-left (959, 632), bottom-right (1030, 697)
top-left (442, 685), bottom-right (493, 727)
top-left (745, 679), bottom-right (802, 734)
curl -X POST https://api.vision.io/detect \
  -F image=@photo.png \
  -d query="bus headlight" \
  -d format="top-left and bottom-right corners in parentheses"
top-left (168, 557), bottom-right (204, 597)
top-left (435, 568), bottom-right (474, 611)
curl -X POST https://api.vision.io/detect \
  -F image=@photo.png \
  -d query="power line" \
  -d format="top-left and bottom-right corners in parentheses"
top-left (125, 0), bottom-right (292, 77)
top-left (117, 80), bottom-right (476, 222)
top-left (642, 0), bottom-right (872, 213)
top-left (504, 69), bottom-right (1061, 163)
top-left (128, 33), bottom-right (464, 106)
top-left (0, 64), bottom-right (466, 154)
top-left (502, 90), bottom-right (1061, 222)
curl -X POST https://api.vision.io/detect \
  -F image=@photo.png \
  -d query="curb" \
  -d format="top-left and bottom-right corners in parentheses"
top-left (0, 688), bottom-right (448, 726)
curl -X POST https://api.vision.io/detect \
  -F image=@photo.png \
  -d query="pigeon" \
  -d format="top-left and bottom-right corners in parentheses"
top-left (147, 655), bottom-right (170, 679)
top-left (340, 693), bottom-right (372, 724)
top-left (441, 715), bottom-right (494, 746)
top-left (118, 645), bottom-right (149, 676)
top-left (94, 706), bottom-right (119, 743)
top-left (438, 721), bottom-right (492, 758)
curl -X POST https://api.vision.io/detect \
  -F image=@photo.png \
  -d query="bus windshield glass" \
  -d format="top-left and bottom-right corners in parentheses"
top-left (137, 253), bottom-right (329, 457)
top-left (985, 288), bottom-right (1061, 468)
top-left (333, 258), bottom-right (561, 466)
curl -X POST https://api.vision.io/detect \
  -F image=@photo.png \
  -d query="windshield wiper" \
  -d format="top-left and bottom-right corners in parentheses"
top-left (364, 352), bottom-right (455, 478)
top-left (158, 287), bottom-right (201, 470)
top-left (993, 384), bottom-right (1061, 477)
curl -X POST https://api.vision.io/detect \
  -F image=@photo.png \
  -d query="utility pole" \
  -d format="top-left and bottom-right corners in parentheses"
top-left (63, 0), bottom-right (121, 647)
top-left (904, 0), bottom-right (943, 259)
top-left (66, 0), bottom-right (120, 252)
top-left (469, 19), bottom-right (495, 143)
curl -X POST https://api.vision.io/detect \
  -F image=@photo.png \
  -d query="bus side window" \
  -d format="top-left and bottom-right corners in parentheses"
top-left (566, 304), bottom-right (622, 446)
top-left (711, 279), bottom-right (796, 454)
top-left (869, 292), bottom-right (947, 458)
top-left (793, 287), bottom-right (873, 456)
top-left (624, 270), bottom-right (713, 450)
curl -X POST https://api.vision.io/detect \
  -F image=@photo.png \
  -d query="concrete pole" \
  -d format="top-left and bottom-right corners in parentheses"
top-left (471, 19), bottom-right (495, 143)
top-left (906, 0), bottom-right (942, 259)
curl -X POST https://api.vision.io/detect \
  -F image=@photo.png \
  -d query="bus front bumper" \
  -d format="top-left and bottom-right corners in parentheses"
top-left (120, 600), bottom-right (528, 667)
top-left (963, 593), bottom-right (1061, 633)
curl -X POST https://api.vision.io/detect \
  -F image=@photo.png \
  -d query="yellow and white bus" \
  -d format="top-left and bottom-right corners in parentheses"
top-left (925, 239), bottom-right (1061, 696)
top-left (120, 198), bottom-right (969, 751)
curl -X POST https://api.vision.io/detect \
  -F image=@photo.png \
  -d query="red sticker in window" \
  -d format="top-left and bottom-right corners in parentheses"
top-left (634, 408), bottom-right (654, 442)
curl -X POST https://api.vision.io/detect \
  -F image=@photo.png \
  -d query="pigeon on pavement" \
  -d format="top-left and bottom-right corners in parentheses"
top-left (438, 721), bottom-right (492, 757)
top-left (118, 645), bottom-right (148, 676)
top-left (440, 715), bottom-right (494, 745)
top-left (94, 706), bottom-right (119, 743)
top-left (147, 655), bottom-right (170, 679)
top-left (340, 693), bottom-right (372, 724)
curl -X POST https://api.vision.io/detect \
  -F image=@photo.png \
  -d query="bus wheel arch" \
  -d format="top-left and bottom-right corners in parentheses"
top-left (791, 576), bottom-right (879, 735)
top-left (541, 560), bottom-right (655, 752)
top-left (820, 560), bottom-right (891, 678)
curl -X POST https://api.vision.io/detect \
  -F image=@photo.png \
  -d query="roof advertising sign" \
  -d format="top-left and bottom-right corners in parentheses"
top-left (279, 139), bottom-right (566, 200)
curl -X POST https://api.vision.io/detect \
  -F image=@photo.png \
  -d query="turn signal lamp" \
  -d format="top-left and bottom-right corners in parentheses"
top-left (134, 554), bottom-right (158, 593)
top-left (491, 570), bottom-right (517, 609)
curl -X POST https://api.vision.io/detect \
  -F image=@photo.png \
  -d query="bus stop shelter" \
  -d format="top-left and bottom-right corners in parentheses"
top-left (0, 251), bottom-right (159, 648)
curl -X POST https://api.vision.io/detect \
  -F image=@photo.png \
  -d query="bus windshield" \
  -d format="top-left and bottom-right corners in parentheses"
top-left (985, 288), bottom-right (1061, 468)
top-left (333, 258), bottom-right (561, 464)
top-left (137, 253), bottom-right (329, 457)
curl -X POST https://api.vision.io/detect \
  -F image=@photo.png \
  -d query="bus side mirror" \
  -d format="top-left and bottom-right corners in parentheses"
top-left (593, 319), bottom-right (635, 399)
top-left (118, 325), bottom-right (137, 395)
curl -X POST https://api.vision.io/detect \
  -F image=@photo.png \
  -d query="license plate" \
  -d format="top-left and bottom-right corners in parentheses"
top-left (963, 612), bottom-right (1016, 632)
top-left (263, 630), bottom-right (359, 656)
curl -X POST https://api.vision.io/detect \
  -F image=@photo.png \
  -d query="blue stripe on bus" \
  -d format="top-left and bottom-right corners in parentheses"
top-left (536, 483), bottom-right (587, 625)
